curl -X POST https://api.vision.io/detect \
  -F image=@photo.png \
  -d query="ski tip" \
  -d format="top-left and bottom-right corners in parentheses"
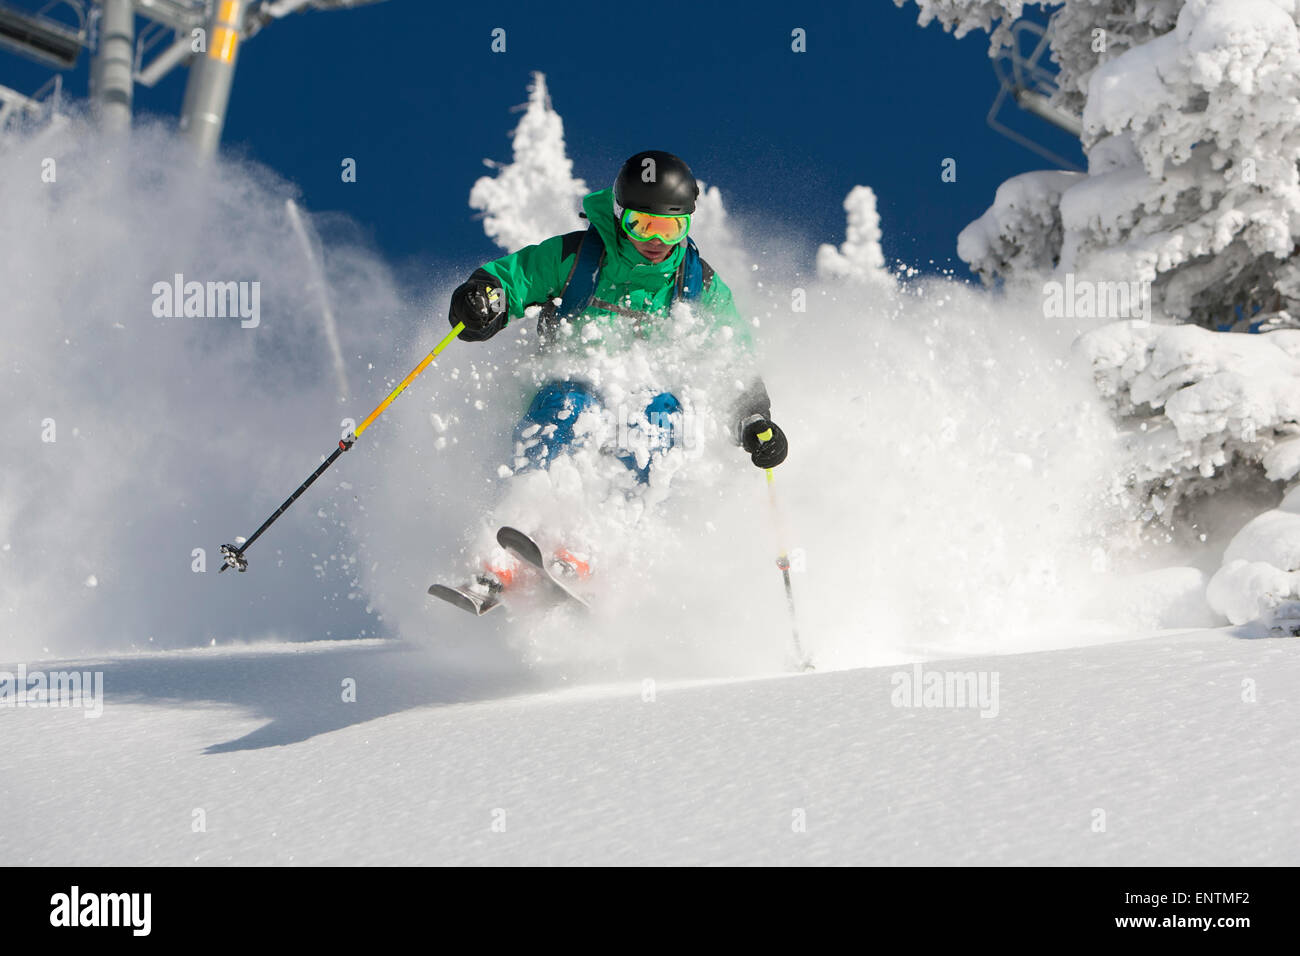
top-left (496, 525), bottom-right (541, 557)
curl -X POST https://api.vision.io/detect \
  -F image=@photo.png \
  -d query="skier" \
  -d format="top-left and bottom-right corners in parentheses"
top-left (432, 150), bottom-right (789, 613)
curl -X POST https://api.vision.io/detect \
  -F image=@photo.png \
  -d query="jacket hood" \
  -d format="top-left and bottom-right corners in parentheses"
top-left (582, 188), bottom-right (686, 276)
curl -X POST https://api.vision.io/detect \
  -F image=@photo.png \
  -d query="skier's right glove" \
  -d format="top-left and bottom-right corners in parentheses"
top-left (740, 416), bottom-right (789, 469)
top-left (449, 276), bottom-right (508, 341)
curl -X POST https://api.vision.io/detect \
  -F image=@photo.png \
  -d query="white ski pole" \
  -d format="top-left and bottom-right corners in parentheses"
top-left (757, 428), bottom-right (811, 671)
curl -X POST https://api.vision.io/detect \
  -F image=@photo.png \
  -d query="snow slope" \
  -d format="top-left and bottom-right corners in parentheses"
top-left (3, 630), bottom-right (1295, 866)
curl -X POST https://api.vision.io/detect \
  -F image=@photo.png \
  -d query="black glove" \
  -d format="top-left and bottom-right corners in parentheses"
top-left (449, 276), bottom-right (508, 341)
top-left (740, 416), bottom-right (788, 469)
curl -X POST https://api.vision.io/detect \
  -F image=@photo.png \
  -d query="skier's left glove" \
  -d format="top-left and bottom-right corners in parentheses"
top-left (740, 416), bottom-right (788, 469)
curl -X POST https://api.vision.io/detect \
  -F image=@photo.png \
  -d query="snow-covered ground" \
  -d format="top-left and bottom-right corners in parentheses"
top-left (3, 628), bottom-right (1295, 866)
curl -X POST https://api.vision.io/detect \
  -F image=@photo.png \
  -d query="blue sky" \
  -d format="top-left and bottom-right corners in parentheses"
top-left (5, 0), bottom-right (1083, 277)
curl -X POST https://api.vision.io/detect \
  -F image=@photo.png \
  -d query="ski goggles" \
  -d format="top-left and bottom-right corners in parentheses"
top-left (620, 208), bottom-right (691, 245)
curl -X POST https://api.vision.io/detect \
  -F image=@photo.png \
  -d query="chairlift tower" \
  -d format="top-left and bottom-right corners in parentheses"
top-left (90, 0), bottom-right (131, 131)
top-left (177, 0), bottom-right (245, 154)
top-left (0, 0), bottom-right (387, 154)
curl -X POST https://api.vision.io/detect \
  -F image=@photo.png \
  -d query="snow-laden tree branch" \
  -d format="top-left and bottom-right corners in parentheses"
top-left (1076, 319), bottom-right (1300, 520)
top-left (1207, 484), bottom-right (1300, 632)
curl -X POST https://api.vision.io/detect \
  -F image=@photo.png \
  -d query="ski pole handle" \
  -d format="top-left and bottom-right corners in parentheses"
top-left (758, 428), bottom-right (778, 490)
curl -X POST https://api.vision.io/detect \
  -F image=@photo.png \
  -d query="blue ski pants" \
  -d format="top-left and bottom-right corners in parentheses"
top-left (512, 380), bottom-right (681, 483)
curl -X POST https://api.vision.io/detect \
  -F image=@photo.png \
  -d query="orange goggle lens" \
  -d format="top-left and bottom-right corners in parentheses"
top-left (621, 209), bottom-right (690, 245)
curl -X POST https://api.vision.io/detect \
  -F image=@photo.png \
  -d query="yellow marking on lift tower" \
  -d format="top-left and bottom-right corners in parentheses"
top-left (210, 1), bottom-right (242, 63)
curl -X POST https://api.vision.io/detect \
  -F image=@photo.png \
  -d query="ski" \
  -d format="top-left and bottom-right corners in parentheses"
top-left (427, 582), bottom-right (502, 616)
top-left (496, 526), bottom-right (591, 609)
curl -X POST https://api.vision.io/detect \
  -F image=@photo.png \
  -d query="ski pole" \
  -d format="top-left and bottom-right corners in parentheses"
top-left (757, 428), bottom-right (811, 670)
top-left (219, 322), bottom-right (465, 573)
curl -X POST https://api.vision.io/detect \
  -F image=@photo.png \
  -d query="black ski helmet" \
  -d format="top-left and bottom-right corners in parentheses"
top-left (614, 150), bottom-right (699, 216)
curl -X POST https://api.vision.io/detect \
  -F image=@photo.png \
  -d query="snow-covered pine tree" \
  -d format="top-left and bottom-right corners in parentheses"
top-left (816, 185), bottom-right (894, 285)
top-left (907, 0), bottom-right (1300, 329)
top-left (469, 72), bottom-right (588, 251)
top-left (903, 0), bottom-right (1300, 627)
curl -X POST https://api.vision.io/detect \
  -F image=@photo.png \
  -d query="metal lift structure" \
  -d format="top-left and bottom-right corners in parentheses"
top-left (986, 14), bottom-right (1085, 172)
top-left (0, 0), bottom-right (385, 154)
